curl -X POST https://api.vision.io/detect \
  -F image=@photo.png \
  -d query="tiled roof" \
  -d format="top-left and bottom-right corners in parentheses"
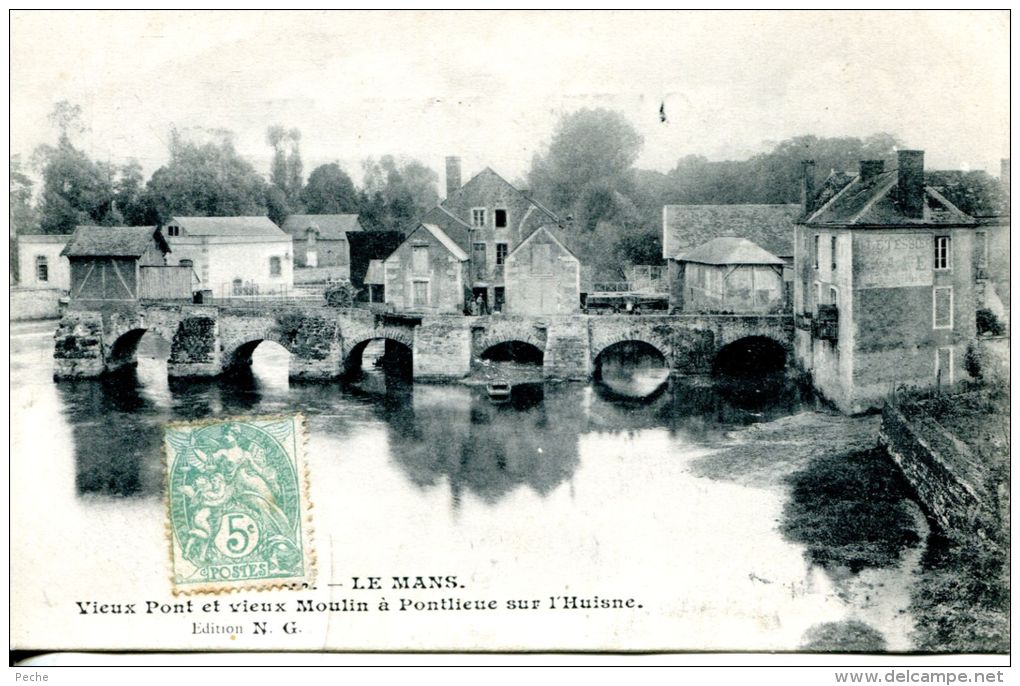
top-left (169, 216), bottom-right (287, 237)
top-left (662, 204), bottom-right (799, 259)
top-left (925, 171), bottom-right (1009, 219)
top-left (281, 214), bottom-right (363, 240)
top-left (679, 237), bottom-right (784, 266)
top-left (420, 205), bottom-right (472, 252)
top-left (419, 223), bottom-right (468, 261)
top-left (805, 171), bottom-right (976, 226)
top-left (61, 226), bottom-right (167, 258)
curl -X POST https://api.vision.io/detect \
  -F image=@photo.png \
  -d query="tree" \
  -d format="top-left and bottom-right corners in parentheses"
top-left (266, 125), bottom-right (303, 208)
top-left (301, 163), bottom-right (359, 214)
top-left (34, 137), bottom-right (116, 234)
top-left (361, 155), bottom-right (439, 230)
top-left (114, 160), bottom-right (157, 226)
top-left (145, 129), bottom-right (268, 222)
top-left (527, 108), bottom-right (644, 215)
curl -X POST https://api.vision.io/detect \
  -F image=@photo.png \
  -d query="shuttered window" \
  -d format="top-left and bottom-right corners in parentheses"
top-left (933, 286), bottom-right (953, 329)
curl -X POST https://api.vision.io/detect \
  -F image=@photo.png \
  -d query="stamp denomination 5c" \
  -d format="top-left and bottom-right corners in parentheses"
top-left (164, 415), bottom-right (314, 594)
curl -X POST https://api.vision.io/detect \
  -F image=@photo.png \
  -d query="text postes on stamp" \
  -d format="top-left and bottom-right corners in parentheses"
top-left (164, 415), bottom-right (313, 594)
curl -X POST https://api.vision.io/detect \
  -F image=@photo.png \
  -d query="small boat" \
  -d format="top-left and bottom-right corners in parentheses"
top-left (486, 382), bottom-right (512, 403)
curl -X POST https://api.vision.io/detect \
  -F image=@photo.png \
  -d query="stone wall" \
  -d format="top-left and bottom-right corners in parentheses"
top-left (879, 402), bottom-right (1004, 551)
top-left (53, 311), bottom-right (106, 378)
top-left (414, 318), bottom-right (471, 379)
top-left (544, 317), bottom-right (590, 380)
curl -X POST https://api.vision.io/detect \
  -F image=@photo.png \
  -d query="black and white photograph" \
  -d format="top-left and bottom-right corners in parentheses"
top-left (8, 9), bottom-right (1010, 670)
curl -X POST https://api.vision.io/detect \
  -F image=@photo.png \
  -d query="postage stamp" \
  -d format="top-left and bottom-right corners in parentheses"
top-left (164, 414), bottom-right (314, 594)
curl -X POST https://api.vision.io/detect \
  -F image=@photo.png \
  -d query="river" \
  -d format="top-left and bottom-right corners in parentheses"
top-left (10, 320), bottom-right (929, 652)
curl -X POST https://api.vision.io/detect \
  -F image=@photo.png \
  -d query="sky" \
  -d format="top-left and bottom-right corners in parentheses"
top-left (9, 10), bottom-right (1011, 189)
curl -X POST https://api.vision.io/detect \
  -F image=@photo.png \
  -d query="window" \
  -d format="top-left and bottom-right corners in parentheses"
top-left (269, 256), bottom-right (282, 276)
top-left (166, 225), bottom-right (180, 237)
top-left (35, 256), bottom-right (48, 282)
top-left (495, 209), bottom-right (507, 228)
top-left (496, 243), bottom-right (508, 265)
top-left (829, 286), bottom-right (838, 306)
top-left (306, 248), bottom-right (317, 268)
top-left (830, 235), bottom-right (837, 270)
top-left (813, 235), bottom-right (820, 269)
top-left (933, 286), bottom-right (953, 329)
top-left (412, 245), bottom-right (428, 275)
top-left (814, 282), bottom-right (822, 310)
top-left (934, 236), bottom-right (951, 270)
top-left (975, 231), bottom-right (988, 268)
top-left (412, 280), bottom-right (429, 307)
top-left (471, 208), bottom-right (486, 228)
top-left (232, 278), bottom-right (243, 296)
top-left (935, 347), bottom-right (954, 385)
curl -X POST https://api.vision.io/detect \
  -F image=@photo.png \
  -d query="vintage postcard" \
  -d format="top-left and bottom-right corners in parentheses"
top-left (8, 10), bottom-right (1010, 662)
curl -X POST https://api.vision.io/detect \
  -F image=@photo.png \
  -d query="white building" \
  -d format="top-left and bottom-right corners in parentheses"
top-left (161, 216), bottom-right (294, 297)
top-left (17, 234), bottom-right (72, 291)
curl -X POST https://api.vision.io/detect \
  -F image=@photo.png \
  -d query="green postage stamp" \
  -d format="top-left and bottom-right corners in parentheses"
top-left (164, 415), bottom-right (314, 593)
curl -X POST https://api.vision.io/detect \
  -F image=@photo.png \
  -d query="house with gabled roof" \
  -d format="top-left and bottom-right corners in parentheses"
top-left (795, 149), bottom-right (984, 412)
top-left (281, 213), bottom-right (363, 274)
top-left (384, 222), bottom-right (469, 314)
top-left (383, 158), bottom-right (564, 314)
top-left (662, 203), bottom-right (800, 311)
top-left (504, 224), bottom-right (581, 315)
top-left (676, 237), bottom-right (786, 314)
top-left (161, 216), bottom-right (293, 298)
top-left (62, 225), bottom-right (193, 305)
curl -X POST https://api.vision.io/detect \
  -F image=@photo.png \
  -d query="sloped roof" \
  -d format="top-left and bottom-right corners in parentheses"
top-left (420, 204), bottom-right (472, 251)
top-left (662, 204), bottom-right (799, 259)
top-left (169, 216), bottom-right (287, 237)
top-left (62, 226), bottom-right (168, 258)
top-left (679, 237), bottom-right (784, 266)
top-left (510, 223), bottom-right (580, 261)
top-left (281, 214), bottom-right (362, 240)
top-left (419, 223), bottom-right (468, 261)
top-left (805, 171), bottom-right (977, 226)
top-left (444, 167), bottom-right (560, 224)
top-left (364, 259), bottom-right (386, 285)
top-left (925, 170), bottom-right (1009, 219)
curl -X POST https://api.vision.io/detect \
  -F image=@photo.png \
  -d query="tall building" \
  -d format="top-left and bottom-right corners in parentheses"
top-left (794, 150), bottom-right (982, 413)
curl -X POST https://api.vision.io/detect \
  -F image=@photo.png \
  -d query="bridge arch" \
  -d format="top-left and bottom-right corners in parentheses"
top-left (477, 339), bottom-right (545, 365)
top-left (712, 335), bottom-right (788, 377)
top-left (341, 329), bottom-right (415, 378)
top-left (590, 335), bottom-right (670, 372)
top-left (223, 335), bottom-right (296, 372)
top-left (106, 327), bottom-right (174, 373)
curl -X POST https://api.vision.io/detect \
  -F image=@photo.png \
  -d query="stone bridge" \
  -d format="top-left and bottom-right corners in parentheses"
top-left (53, 303), bottom-right (794, 381)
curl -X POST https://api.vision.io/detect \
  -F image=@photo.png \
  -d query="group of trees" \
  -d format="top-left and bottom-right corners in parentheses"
top-left (13, 100), bottom-right (923, 279)
top-left (525, 109), bottom-right (907, 274)
top-left (11, 101), bottom-right (443, 239)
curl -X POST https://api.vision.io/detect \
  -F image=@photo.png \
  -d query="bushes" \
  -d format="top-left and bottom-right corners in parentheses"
top-left (976, 308), bottom-right (1005, 336)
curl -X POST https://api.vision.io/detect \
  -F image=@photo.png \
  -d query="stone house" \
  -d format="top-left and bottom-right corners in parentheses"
top-left (384, 223), bottom-right (469, 314)
top-left (161, 216), bottom-right (293, 298)
top-left (383, 158), bottom-right (570, 315)
top-left (676, 237), bottom-right (785, 314)
top-left (18, 234), bottom-right (71, 291)
top-left (504, 225), bottom-right (581, 315)
top-left (62, 226), bottom-right (192, 306)
top-left (795, 150), bottom-right (982, 413)
top-left (437, 157), bottom-right (561, 312)
top-left (281, 214), bottom-right (363, 275)
top-left (662, 203), bottom-right (800, 311)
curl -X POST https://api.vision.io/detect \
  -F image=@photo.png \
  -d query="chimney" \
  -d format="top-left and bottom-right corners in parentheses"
top-left (897, 149), bottom-right (925, 219)
top-left (800, 159), bottom-right (816, 215)
top-left (859, 159), bottom-right (885, 181)
top-left (445, 156), bottom-right (462, 198)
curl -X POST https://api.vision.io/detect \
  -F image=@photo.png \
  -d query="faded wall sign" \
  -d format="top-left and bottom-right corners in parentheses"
top-left (854, 233), bottom-right (933, 289)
